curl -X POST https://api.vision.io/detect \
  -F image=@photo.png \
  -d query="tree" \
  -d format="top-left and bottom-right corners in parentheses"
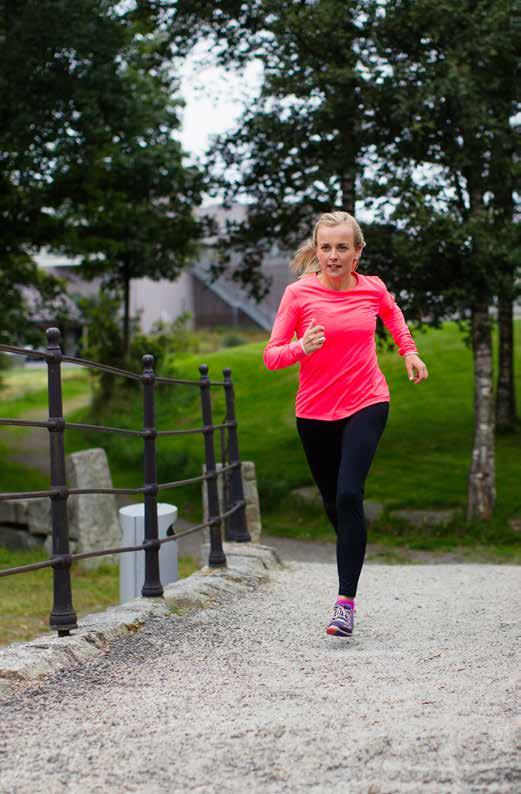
top-left (491, 21), bottom-right (519, 432)
top-left (0, 0), bottom-right (132, 340)
top-left (168, 0), bottom-right (520, 522)
top-left (367, 0), bottom-right (520, 519)
top-left (55, 35), bottom-right (204, 358)
top-left (169, 0), bottom-right (385, 301)
top-left (0, 0), bottom-right (202, 353)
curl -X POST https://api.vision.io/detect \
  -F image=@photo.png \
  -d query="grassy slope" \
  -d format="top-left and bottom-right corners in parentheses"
top-left (1, 321), bottom-right (520, 554)
top-left (0, 368), bottom-right (91, 493)
top-left (62, 321), bottom-right (521, 550)
top-left (0, 367), bottom-right (204, 646)
top-left (1, 321), bottom-right (520, 646)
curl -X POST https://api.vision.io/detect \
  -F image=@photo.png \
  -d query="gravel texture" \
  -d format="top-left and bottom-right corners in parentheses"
top-left (0, 560), bottom-right (520, 794)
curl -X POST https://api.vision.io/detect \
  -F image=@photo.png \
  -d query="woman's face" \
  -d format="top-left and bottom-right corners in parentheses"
top-left (315, 223), bottom-right (361, 280)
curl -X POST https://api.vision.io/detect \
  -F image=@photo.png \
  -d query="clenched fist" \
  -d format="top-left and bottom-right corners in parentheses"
top-left (301, 317), bottom-right (326, 355)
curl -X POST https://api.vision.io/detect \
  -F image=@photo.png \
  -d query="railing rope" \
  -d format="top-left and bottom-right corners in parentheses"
top-left (46, 327), bottom-right (78, 636)
top-left (199, 364), bottom-right (227, 568)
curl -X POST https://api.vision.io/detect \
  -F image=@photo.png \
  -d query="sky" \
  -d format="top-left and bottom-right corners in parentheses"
top-left (176, 44), bottom-right (263, 198)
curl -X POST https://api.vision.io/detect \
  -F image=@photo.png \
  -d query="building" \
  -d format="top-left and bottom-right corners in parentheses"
top-left (34, 204), bottom-right (296, 352)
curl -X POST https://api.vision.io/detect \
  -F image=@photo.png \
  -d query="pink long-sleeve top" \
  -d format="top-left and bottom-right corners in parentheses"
top-left (263, 271), bottom-right (418, 420)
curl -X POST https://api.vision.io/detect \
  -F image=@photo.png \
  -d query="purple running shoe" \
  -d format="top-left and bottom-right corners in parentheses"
top-left (326, 602), bottom-right (354, 636)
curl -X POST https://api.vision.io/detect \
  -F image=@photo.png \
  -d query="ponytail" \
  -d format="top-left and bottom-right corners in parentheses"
top-left (289, 238), bottom-right (320, 277)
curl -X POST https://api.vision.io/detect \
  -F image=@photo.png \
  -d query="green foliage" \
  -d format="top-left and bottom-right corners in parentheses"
top-left (56, 32), bottom-right (205, 356)
top-left (0, 0), bottom-right (204, 350)
top-left (171, 0), bottom-right (376, 300)
top-left (76, 291), bottom-right (127, 402)
top-left (0, 0), bottom-right (133, 341)
top-left (222, 333), bottom-right (246, 348)
top-left (363, 0), bottom-right (520, 309)
top-left (169, 0), bottom-right (519, 315)
top-left (0, 353), bottom-right (13, 371)
top-left (130, 313), bottom-right (197, 373)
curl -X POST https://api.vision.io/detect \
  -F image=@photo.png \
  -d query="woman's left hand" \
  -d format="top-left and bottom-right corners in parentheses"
top-left (404, 353), bottom-right (428, 384)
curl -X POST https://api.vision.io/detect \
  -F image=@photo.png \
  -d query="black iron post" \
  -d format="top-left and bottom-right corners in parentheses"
top-left (199, 365), bottom-right (226, 567)
top-left (223, 368), bottom-right (250, 542)
top-left (219, 423), bottom-right (232, 540)
top-left (142, 354), bottom-right (163, 597)
top-left (46, 328), bottom-right (78, 636)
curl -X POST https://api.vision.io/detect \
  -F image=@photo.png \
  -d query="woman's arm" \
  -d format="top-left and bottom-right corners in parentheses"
top-left (263, 286), bottom-right (308, 371)
top-left (377, 279), bottom-right (418, 357)
top-left (377, 278), bottom-right (428, 384)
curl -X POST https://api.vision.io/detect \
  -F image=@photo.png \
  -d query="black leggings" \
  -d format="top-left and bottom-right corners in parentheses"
top-left (296, 401), bottom-right (389, 597)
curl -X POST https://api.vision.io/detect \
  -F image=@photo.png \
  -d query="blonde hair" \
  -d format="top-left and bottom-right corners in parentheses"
top-left (290, 211), bottom-right (366, 276)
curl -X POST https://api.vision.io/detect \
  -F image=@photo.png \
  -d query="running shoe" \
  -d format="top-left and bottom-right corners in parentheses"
top-left (326, 602), bottom-right (354, 637)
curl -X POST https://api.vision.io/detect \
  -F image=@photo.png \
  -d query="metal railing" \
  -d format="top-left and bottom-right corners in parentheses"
top-left (0, 327), bottom-right (250, 636)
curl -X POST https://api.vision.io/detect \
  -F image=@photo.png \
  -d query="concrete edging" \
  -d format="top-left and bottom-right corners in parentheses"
top-left (0, 542), bottom-right (282, 699)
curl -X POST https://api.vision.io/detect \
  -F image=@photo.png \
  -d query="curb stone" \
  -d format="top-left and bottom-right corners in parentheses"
top-left (0, 542), bottom-right (282, 698)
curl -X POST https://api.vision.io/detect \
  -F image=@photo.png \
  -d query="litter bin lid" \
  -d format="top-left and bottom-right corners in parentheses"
top-left (119, 502), bottom-right (177, 518)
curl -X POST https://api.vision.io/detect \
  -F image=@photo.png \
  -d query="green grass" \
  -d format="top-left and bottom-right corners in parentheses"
top-left (62, 320), bottom-right (521, 547)
top-left (0, 366), bottom-right (91, 418)
top-left (0, 439), bottom-right (49, 493)
top-left (0, 547), bottom-right (200, 647)
top-left (0, 367), bottom-right (91, 494)
top-left (1, 319), bottom-right (520, 650)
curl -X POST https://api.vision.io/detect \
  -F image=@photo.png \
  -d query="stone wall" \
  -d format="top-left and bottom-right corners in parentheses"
top-left (0, 448), bottom-right (120, 568)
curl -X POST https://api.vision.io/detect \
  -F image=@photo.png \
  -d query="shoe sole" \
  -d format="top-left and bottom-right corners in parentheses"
top-left (326, 625), bottom-right (352, 637)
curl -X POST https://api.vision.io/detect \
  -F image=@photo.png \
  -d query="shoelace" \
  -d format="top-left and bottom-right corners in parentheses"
top-left (332, 604), bottom-right (353, 624)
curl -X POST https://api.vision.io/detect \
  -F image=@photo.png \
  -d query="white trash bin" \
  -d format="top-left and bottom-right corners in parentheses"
top-left (118, 503), bottom-right (178, 604)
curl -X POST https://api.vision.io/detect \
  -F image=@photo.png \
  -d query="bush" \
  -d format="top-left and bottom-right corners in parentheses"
top-left (222, 333), bottom-right (245, 348)
top-left (130, 313), bottom-right (197, 371)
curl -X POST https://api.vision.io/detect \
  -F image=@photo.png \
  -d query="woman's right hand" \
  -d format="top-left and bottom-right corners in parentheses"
top-left (300, 317), bottom-right (326, 355)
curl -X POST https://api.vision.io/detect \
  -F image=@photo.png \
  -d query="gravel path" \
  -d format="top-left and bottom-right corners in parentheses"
top-left (0, 561), bottom-right (520, 794)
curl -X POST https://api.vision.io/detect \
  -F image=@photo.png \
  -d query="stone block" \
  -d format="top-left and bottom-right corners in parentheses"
top-left (290, 485), bottom-right (321, 506)
top-left (202, 461), bottom-right (262, 544)
top-left (0, 497), bottom-right (50, 536)
top-left (0, 501), bottom-right (19, 525)
top-left (43, 536), bottom-right (79, 557)
top-left (389, 509), bottom-right (456, 528)
top-left (27, 498), bottom-right (52, 536)
top-left (290, 487), bottom-right (384, 524)
top-left (0, 526), bottom-right (45, 551)
top-left (364, 501), bottom-right (384, 524)
top-left (509, 517), bottom-right (521, 533)
top-left (15, 499), bottom-right (30, 526)
top-left (65, 448), bottom-right (120, 569)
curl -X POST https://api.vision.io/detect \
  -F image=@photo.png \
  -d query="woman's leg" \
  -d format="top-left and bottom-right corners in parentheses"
top-left (336, 402), bottom-right (389, 597)
top-left (296, 417), bottom-right (345, 533)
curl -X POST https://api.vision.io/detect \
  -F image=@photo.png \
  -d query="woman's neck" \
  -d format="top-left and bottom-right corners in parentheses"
top-left (317, 271), bottom-right (356, 291)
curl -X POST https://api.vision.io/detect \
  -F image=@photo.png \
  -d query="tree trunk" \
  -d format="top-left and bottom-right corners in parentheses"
top-left (122, 271), bottom-right (130, 362)
top-left (496, 282), bottom-right (517, 431)
top-left (340, 173), bottom-right (355, 215)
top-left (338, 114), bottom-right (357, 214)
top-left (466, 300), bottom-right (496, 521)
top-left (494, 171), bottom-right (516, 431)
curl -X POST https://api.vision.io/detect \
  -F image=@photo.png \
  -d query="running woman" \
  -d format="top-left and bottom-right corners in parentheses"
top-left (263, 211), bottom-right (428, 637)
